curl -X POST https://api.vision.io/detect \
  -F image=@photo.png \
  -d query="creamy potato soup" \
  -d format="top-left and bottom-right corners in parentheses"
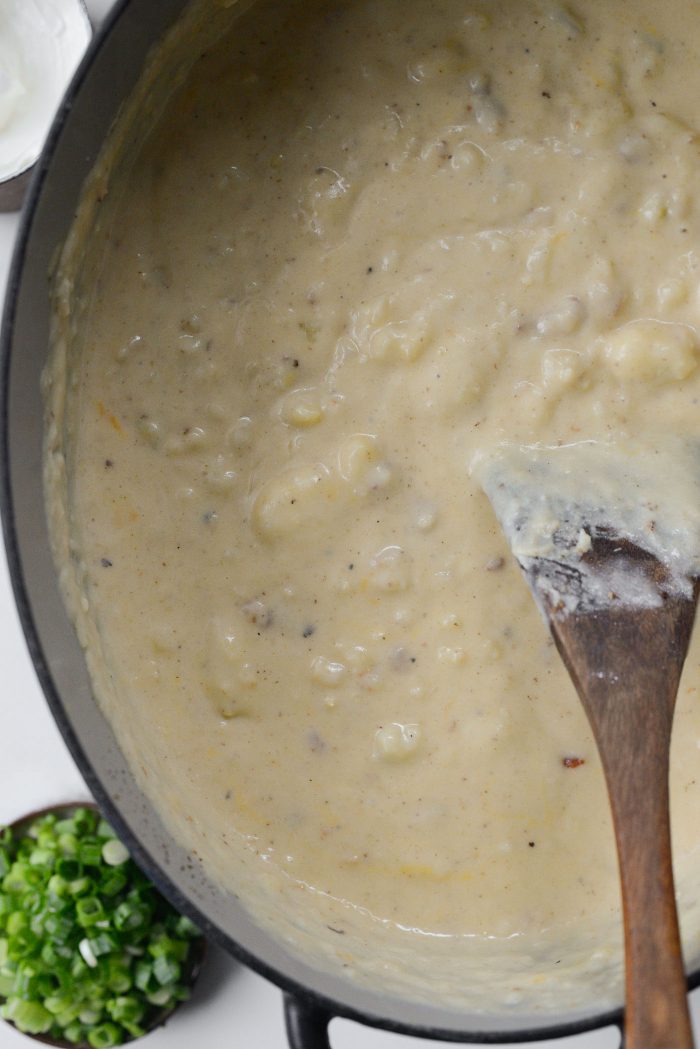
top-left (45, 0), bottom-right (700, 1014)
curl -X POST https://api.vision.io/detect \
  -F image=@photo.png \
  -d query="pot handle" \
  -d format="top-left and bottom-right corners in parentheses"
top-left (284, 993), bottom-right (625, 1047)
top-left (284, 993), bottom-right (332, 1048)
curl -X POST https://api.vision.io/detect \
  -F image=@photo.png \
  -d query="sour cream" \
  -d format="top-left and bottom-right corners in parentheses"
top-left (0, 0), bottom-right (91, 184)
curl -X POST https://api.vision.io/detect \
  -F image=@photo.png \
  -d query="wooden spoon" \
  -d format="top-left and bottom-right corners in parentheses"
top-left (477, 439), bottom-right (700, 1046)
top-left (524, 536), bottom-right (697, 1048)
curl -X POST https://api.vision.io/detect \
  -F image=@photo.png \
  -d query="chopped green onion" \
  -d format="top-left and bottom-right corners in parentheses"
top-left (72, 955), bottom-right (90, 980)
top-left (153, 954), bottom-right (181, 986)
top-left (148, 933), bottom-right (189, 962)
top-left (44, 992), bottom-right (73, 1015)
top-left (54, 818), bottom-right (76, 836)
top-left (68, 876), bottom-right (92, 897)
top-left (121, 1020), bottom-right (146, 1040)
top-left (36, 829), bottom-right (56, 850)
top-left (174, 914), bottom-right (199, 938)
top-left (56, 1004), bottom-right (83, 1028)
top-left (146, 985), bottom-right (175, 1007)
top-left (88, 932), bottom-right (118, 957)
top-left (87, 1021), bottom-right (123, 1048)
top-left (106, 996), bottom-right (144, 1025)
top-left (23, 890), bottom-right (43, 915)
top-left (44, 913), bottom-right (74, 944)
top-left (6, 910), bottom-right (26, 936)
top-left (72, 810), bottom-right (98, 835)
top-left (64, 1021), bottom-right (87, 1044)
top-left (4, 996), bottom-right (53, 1034)
top-left (100, 869), bottom-right (128, 898)
top-left (47, 873), bottom-right (70, 900)
top-left (101, 840), bottom-right (129, 867)
top-left (80, 843), bottom-right (104, 867)
top-left (115, 903), bottom-right (150, 933)
top-left (79, 1006), bottom-right (104, 1025)
top-left (79, 938), bottom-right (98, 968)
top-left (134, 961), bottom-right (158, 995)
top-left (76, 896), bottom-right (105, 926)
top-left (56, 857), bottom-right (82, 880)
top-left (3, 862), bottom-right (31, 893)
top-left (0, 808), bottom-right (202, 1045)
top-left (28, 848), bottom-right (54, 869)
top-left (58, 833), bottom-right (79, 857)
top-left (106, 958), bottom-right (132, 994)
top-left (35, 972), bottom-right (58, 998)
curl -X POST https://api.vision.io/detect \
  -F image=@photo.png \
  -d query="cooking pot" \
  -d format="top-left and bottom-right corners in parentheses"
top-left (0, 0), bottom-right (690, 1044)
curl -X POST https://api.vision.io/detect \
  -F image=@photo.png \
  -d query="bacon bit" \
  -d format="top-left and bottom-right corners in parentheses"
top-left (563, 756), bottom-right (585, 768)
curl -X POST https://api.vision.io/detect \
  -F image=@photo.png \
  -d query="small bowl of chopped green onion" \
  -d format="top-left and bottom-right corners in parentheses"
top-left (0, 803), bottom-right (205, 1048)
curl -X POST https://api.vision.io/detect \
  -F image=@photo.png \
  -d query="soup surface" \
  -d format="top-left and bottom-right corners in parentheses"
top-left (46, 0), bottom-right (700, 1013)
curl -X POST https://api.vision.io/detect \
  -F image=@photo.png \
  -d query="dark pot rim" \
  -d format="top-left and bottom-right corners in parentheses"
top-left (0, 0), bottom-right (689, 1043)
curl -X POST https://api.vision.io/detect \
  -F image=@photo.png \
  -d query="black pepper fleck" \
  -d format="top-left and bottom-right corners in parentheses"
top-left (100, 558), bottom-right (113, 568)
top-left (303, 625), bottom-right (316, 638)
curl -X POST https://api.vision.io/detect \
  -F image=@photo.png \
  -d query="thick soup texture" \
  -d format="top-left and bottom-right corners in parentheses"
top-left (47, 0), bottom-right (700, 1012)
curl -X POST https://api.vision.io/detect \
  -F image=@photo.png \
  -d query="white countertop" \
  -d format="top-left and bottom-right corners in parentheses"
top-left (0, 3), bottom-right (690, 1048)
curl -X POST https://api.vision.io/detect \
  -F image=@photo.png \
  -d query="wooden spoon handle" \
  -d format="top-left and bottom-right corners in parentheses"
top-left (602, 723), bottom-right (692, 1049)
top-left (549, 593), bottom-right (697, 1049)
